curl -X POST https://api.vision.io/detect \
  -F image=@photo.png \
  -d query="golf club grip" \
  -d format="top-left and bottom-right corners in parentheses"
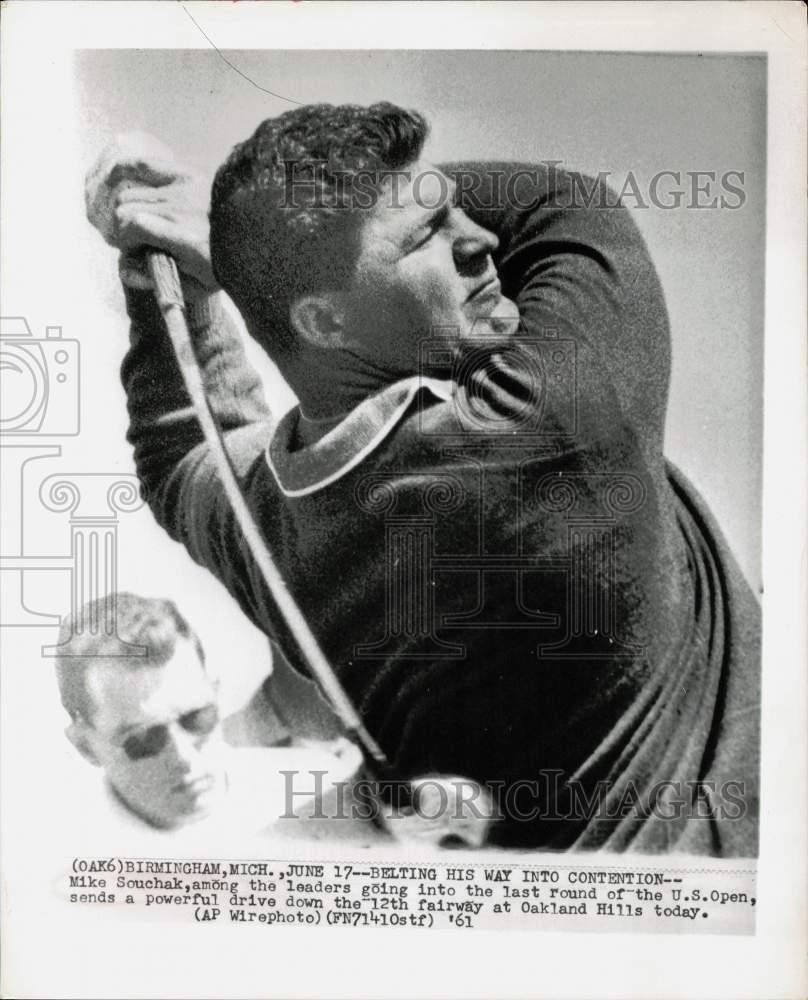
top-left (147, 250), bottom-right (185, 311)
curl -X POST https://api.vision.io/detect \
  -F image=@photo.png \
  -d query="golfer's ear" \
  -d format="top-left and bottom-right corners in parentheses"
top-left (66, 722), bottom-right (101, 767)
top-left (289, 292), bottom-right (349, 350)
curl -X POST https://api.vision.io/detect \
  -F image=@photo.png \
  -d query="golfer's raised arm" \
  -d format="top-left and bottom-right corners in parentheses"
top-left (445, 161), bottom-right (672, 439)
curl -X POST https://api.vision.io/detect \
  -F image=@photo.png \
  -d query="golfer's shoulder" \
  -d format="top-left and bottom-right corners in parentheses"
top-left (377, 378), bottom-right (537, 466)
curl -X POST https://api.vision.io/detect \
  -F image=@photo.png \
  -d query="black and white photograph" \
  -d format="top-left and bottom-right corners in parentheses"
top-left (1, 3), bottom-right (805, 999)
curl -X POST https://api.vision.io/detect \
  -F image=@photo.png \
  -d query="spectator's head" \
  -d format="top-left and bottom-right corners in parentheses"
top-left (56, 594), bottom-right (226, 830)
top-left (210, 102), bottom-right (517, 392)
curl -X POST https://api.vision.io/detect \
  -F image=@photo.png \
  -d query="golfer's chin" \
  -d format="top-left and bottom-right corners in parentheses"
top-left (463, 292), bottom-right (520, 339)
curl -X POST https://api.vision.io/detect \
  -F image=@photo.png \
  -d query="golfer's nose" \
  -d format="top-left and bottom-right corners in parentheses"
top-left (165, 726), bottom-right (199, 773)
top-left (453, 212), bottom-right (499, 262)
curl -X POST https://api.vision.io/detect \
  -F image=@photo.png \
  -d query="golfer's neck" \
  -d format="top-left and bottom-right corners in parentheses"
top-left (289, 346), bottom-right (406, 434)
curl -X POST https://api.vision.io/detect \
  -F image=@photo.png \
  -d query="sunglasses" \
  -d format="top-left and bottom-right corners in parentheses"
top-left (119, 704), bottom-right (220, 761)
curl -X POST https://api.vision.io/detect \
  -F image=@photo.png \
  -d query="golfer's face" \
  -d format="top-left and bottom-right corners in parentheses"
top-left (344, 159), bottom-right (519, 373)
top-left (82, 639), bottom-right (226, 829)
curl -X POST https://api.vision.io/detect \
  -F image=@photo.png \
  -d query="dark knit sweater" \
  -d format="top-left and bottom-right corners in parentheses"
top-left (122, 162), bottom-right (760, 855)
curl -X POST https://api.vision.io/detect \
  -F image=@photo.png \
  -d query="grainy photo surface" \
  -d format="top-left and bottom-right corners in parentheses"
top-left (1, 4), bottom-right (805, 999)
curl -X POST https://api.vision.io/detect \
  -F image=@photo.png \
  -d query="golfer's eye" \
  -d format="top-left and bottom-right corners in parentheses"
top-left (409, 227), bottom-right (437, 252)
top-left (179, 704), bottom-right (219, 736)
top-left (408, 204), bottom-right (452, 253)
top-left (123, 726), bottom-right (168, 761)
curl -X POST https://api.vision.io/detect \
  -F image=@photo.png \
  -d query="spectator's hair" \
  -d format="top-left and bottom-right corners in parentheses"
top-left (209, 102), bottom-right (429, 360)
top-left (55, 593), bottom-right (205, 725)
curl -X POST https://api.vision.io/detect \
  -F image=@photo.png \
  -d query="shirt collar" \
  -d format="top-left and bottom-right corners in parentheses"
top-left (266, 376), bottom-right (454, 498)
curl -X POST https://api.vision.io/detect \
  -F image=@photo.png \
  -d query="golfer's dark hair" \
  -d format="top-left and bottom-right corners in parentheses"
top-left (209, 102), bottom-right (429, 359)
top-left (55, 593), bottom-right (205, 725)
